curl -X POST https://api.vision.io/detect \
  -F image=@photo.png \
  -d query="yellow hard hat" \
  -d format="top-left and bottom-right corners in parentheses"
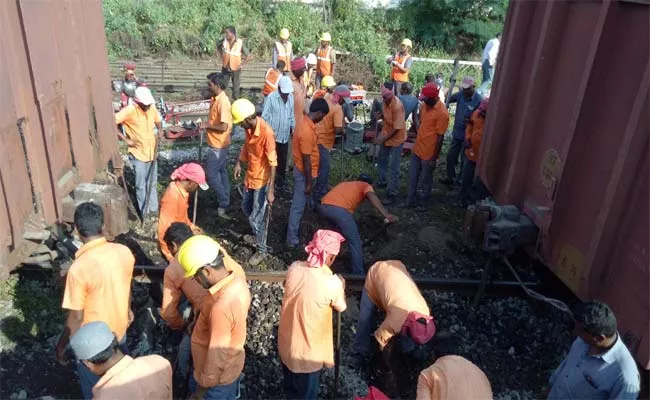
top-left (231, 99), bottom-right (256, 124)
top-left (279, 28), bottom-right (290, 40)
top-left (320, 32), bottom-right (332, 42)
top-left (177, 235), bottom-right (221, 278)
top-left (402, 38), bottom-right (413, 48)
top-left (321, 75), bottom-right (336, 88)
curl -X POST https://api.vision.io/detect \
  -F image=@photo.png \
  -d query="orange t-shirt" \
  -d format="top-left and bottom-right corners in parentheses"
top-left (93, 355), bottom-right (172, 400)
top-left (292, 118), bottom-right (320, 178)
top-left (416, 356), bottom-right (493, 400)
top-left (315, 97), bottom-right (343, 150)
top-left (291, 75), bottom-right (306, 126)
top-left (206, 91), bottom-right (233, 149)
top-left (321, 181), bottom-right (374, 214)
top-left (278, 261), bottom-right (347, 373)
top-left (413, 101), bottom-right (450, 161)
top-left (239, 117), bottom-right (279, 190)
top-left (382, 97), bottom-right (406, 147)
top-left (115, 104), bottom-right (161, 162)
top-left (364, 260), bottom-right (430, 348)
top-left (312, 89), bottom-right (327, 100)
top-left (157, 181), bottom-right (199, 261)
top-left (465, 110), bottom-right (486, 162)
top-left (62, 238), bottom-right (135, 341)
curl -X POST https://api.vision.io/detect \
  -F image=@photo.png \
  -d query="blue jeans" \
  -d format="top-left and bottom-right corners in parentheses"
top-left (129, 155), bottom-right (158, 215)
top-left (314, 145), bottom-right (331, 202)
top-left (282, 363), bottom-right (321, 400)
top-left (318, 204), bottom-right (364, 274)
top-left (177, 332), bottom-right (192, 380)
top-left (446, 138), bottom-right (466, 182)
top-left (353, 289), bottom-right (378, 358)
top-left (481, 59), bottom-right (494, 84)
top-left (378, 144), bottom-right (403, 197)
top-left (205, 146), bottom-right (231, 209)
top-left (189, 372), bottom-right (241, 400)
top-left (286, 169), bottom-right (313, 246)
top-left (460, 160), bottom-right (477, 206)
top-left (407, 153), bottom-right (435, 205)
top-left (241, 184), bottom-right (269, 252)
top-left (77, 340), bottom-right (129, 399)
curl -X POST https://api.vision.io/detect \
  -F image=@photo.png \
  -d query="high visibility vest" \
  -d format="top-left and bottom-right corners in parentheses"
top-left (275, 41), bottom-right (292, 71)
top-left (391, 52), bottom-right (411, 82)
top-left (317, 46), bottom-right (334, 76)
top-left (222, 38), bottom-right (243, 71)
top-left (263, 68), bottom-right (282, 96)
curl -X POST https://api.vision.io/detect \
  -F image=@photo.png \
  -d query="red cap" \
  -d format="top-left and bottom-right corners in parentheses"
top-left (400, 311), bottom-right (436, 345)
top-left (170, 163), bottom-right (208, 190)
top-left (290, 57), bottom-right (307, 71)
top-left (420, 83), bottom-right (439, 99)
top-left (354, 387), bottom-right (390, 400)
top-left (124, 62), bottom-right (136, 72)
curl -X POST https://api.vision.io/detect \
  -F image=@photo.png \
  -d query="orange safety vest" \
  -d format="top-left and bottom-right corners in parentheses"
top-left (263, 68), bottom-right (282, 96)
top-left (222, 38), bottom-right (243, 71)
top-left (317, 46), bottom-right (334, 76)
top-left (275, 41), bottom-right (292, 71)
top-left (391, 52), bottom-right (411, 82)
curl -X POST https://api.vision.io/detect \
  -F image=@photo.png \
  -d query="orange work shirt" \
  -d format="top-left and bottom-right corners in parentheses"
top-left (292, 118), bottom-right (320, 178)
top-left (413, 101), bottom-right (450, 161)
top-left (207, 91), bottom-right (233, 149)
top-left (157, 181), bottom-right (199, 261)
top-left (115, 104), bottom-right (161, 162)
top-left (263, 68), bottom-right (282, 96)
top-left (191, 272), bottom-right (251, 388)
top-left (291, 74), bottom-right (306, 126)
top-left (239, 117), bottom-right (278, 190)
top-left (382, 97), bottom-right (406, 147)
top-left (416, 356), bottom-right (493, 400)
top-left (93, 355), bottom-right (172, 400)
top-left (316, 46), bottom-right (335, 77)
top-left (315, 97), bottom-right (343, 150)
top-left (321, 181), bottom-right (374, 214)
top-left (364, 260), bottom-right (430, 348)
top-left (465, 110), bottom-right (486, 162)
top-left (278, 261), bottom-right (347, 373)
top-left (62, 238), bottom-right (135, 341)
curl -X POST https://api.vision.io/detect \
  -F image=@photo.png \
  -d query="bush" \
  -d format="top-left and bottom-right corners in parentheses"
top-left (267, 3), bottom-right (325, 56)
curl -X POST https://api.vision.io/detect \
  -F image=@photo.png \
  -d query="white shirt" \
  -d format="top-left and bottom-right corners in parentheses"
top-left (261, 90), bottom-right (295, 144)
top-left (482, 38), bottom-right (500, 66)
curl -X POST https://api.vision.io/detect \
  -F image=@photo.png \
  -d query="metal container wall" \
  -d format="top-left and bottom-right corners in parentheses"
top-left (479, 0), bottom-right (649, 366)
top-left (0, 0), bottom-right (119, 275)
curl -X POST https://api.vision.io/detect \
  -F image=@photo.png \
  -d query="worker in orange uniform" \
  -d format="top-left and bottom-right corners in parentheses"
top-left (375, 82), bottom-right (407, 204)
top-left (279, 230), bottom-right (347, 399)
top-left (312, 75), bottom-right (336, 100)
top-left (416, 335), bottom-right (492, 400)
top-left (406, 83), bottom-right (450, 207)
top-left (263, 61), bottom-right (286, 98)
top-left (219, 26), bottom-right (252, 99)
top-left (232, 99), bottom-right (278, 266)
top-left (55, 202), bottom-right (135, 399)
top-left (273, 28), bottom-right (293, 72)
top-left (388, 39), bottom-right (414, 95)
top-left (305, 53), bottom-right (318, 97)
top-left (177, 235), bottom-right (250, 400)
top-left (315, 32), bottom-right (336, 89)
top-left (115, 86), bottom-right (162, 221)
top-left (317, 175), bottom-right (398, 274)
top-left (69, 321), bottom-right (172, 399)
top-left (290, 57), bottom-right (308, 126)
top-left (286, 98), bottom-right (330, 248)
top-left (157, 163), bottom-right (208, 260)
top-left (460, 98), bottom-right (489, 207)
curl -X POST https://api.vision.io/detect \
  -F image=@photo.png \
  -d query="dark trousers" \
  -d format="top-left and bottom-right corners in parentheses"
top-left (318, 204), bottom-right (364, 274)
top-left (407, 153), bottom-right (435, 205)
top-left (460, 160), bottom-right (477, 206)
top-left (276, 141), bottom-right (289, 187)
top-left (393, 80), bottom-right (404, 95)
top-left (446, 137), bottom-right (466, 182)
top-left (282, 363), bottom-right (321, 400)
top-left (229, 69), bottom-right (242, 99)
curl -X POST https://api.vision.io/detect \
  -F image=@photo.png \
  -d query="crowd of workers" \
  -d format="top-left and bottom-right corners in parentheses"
top-left (58, 27), bottom-right (642, 400)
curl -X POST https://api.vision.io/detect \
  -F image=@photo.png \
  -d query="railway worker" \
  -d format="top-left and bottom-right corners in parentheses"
top-left (55, 202), bottom-right (135, 399)
top-left (286, 98), bottom-right (330, 248)
top-left (115, 86), bottom-right (162, 221)
top-left (544, 301), bottom-right (640, 399)
top-left (232, 99), bottom-right (277, 266)
top-left (69, 321), bottom-right (172, 399)
top-left (480, 32), bottom-right (501, 92)
top-left (460, 98), bottom-right (488, 207)
top-left (388, 39), bottom-right (414, 95)
top-left (305, 53), bottom-right (318, 97)
top-left (317, 175), bottom-right (398, 274)
top-left (290, 57), bottom-right (308, 126)
top-left (406, 83), bottom-right (449, 208)
top-left (315, 32), bottom-right (336, 89)
top-left (262, 75), bottom-right (295, 192)
top-left (375, 82), bottom-right (407, 205)
top-left (398, 82), bottom-right (419, 124)
top-left (416, 334), bottom-right (493, 400)
top-left (176, 235), bottom-right (251, 400)
top-left (262, 61), bottom-right (286, 98)
top-left (278, 230), bottom-right (347, 399)
top-left (120, 62), bottom-right (143, 108)
top-left (219, 26), bottom-right (252, 99)
top-left (272, 28), bottom-right (293, 73)
top-left (204, 72), bottom-right (234, 220)
top-left (439, 76), bottom-right (482, 186)
top-left (157, 163), bottom-right (207, 261)
top-left (312, 75), bottom-right (336, 100)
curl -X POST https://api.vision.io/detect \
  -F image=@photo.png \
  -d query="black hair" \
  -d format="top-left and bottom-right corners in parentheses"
top-left (574, 300), bottom-right (617, 337)
top-left (383, 81), bottom-right (394, 91)
top-left (432, 332), bottom-right (461, 358)
top-left (74, 202), bottom-right (103, 238)
top-left (225, 26), bottom-right (236, 36)
top-left (276, 60), bottom-right (286, 70)
top-left (163, 222), bottom-right (193, 248)
top-left (309, 98), bottom-right (330, 114)
top-left (425, 73), bottom-right (435, 83)
top-left (496, 32), bottom-right (502, 39)
top-left (209, 73), bottom-right (227, 90)
top-left (401, 82), bottom-right (413, 94)
top-left (358, 173), bottom-right (373, 185)
top-left (87, 337), bottom-right (118, 364)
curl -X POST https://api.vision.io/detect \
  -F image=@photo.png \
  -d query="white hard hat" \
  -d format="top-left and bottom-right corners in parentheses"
top-left (306, 53), bottom-right (317, 65)
top-left (134, 87), bottom-right (155, 106)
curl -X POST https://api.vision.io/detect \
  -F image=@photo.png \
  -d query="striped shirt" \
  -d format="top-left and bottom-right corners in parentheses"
top-left (262, 91), bottom-right (295, 144)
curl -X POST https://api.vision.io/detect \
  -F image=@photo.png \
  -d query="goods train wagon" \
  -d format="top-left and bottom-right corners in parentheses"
top-left (479, 0), bottom-right (649, 368)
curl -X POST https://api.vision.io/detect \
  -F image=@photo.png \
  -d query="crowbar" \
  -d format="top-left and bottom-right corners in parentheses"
top-left (333, 310), bottom-right (342, 399)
